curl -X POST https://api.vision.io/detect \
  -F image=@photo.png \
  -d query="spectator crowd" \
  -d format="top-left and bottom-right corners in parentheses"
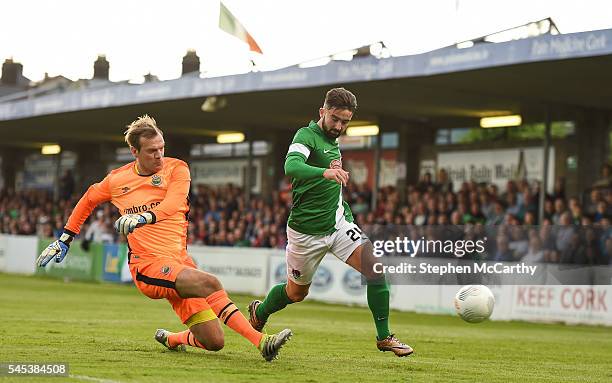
top-left (1, 164), bottom-right (612, 265)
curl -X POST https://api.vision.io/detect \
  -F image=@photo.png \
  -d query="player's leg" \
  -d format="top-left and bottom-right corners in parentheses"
top-left (330, 225), bottom-right (391, 339)
top-left (176, 266), bottom-right (292, 361)
top-left (345, 243), bottom-right (391, 339)
top-left (286, 278), bottom-right (311, 302)
top-left (176, 268), bottom-right (262, 346)
top-left (249, 226), bottom-right (326, 331)
top-left (157, 314), bottom-right (224, 351)
top-left (250, 279), bottom-right (309, 331)
top-left (158, 297), bottom-right (224, 351)
top-left (332, 220), bottom-right (413, 357)
top-left (130, 258), bottom-right (225, 352)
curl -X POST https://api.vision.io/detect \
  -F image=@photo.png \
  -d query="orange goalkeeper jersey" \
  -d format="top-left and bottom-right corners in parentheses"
top-left (65, 157), bottom-right (190, 260)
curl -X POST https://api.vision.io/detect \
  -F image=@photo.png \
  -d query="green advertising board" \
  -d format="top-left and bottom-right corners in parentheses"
top-left (36, 239), bottom-right (104, 282)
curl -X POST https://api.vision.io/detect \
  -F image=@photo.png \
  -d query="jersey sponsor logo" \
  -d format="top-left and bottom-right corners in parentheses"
top-left (151, 175), bottom-right (162, 186)
top-left (124, 201), bottom-right (160, 215)
top-left (330, 159), bottom-right (342, 169)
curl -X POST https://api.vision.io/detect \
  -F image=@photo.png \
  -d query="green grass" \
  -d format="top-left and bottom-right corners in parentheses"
top-left (0, 273), bottom-right (611, 383)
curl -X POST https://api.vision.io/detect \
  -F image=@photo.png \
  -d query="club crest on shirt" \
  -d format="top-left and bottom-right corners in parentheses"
top-left (330, 159), bottom-right (342, 169)
top-left (151, 175), bottom-right (162, 187)
top-left (161, 266), bottom-right (171, 275)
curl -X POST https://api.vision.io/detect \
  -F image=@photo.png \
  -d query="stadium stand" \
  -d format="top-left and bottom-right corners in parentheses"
top-left (2, 172), bottom-right (610, 265)
top-left (1, 29), bottom-right (611, 267)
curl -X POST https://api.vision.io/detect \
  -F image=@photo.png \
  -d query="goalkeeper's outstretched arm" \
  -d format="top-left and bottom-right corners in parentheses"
top-left (37, 176), bottom-right (111, 267)
top-left (64, 175), bottom-right (112, 234)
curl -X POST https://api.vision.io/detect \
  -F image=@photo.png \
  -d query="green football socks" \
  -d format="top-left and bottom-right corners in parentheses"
top-left (257, 281), bottom-right (390, 340)
top-left (367, 281), bottom-right (391, 340)
top-left (256, 283), bottom-right (294, 321)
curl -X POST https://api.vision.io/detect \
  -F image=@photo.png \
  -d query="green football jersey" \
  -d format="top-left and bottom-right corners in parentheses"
top-left (286, 120), bottom-right (353, 235)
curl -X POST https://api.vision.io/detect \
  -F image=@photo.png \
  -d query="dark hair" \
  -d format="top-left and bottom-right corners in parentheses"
top-left (323, 87), bottom-right (357, 112)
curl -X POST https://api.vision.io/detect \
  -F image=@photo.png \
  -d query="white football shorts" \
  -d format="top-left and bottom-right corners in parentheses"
top-left (285, 218), bottom-right (367, 285)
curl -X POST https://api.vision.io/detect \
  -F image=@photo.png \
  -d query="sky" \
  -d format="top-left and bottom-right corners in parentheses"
top-left (1, 0), bottom-right (612, 83)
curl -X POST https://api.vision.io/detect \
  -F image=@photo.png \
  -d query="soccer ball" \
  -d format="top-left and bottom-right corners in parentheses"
top-left (454, 285), bottom-right (495, 323)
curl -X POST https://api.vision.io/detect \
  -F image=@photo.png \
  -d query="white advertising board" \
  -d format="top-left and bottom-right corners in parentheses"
top-left (190, 159), bottom-right (262, 193)
top-left (438, 147), bottom-right (555, 192)
top-left (508, 285), bottom-right (612, 326)
top-left (0, 234), bottom-right (7, 271)
top-left (0, 234), bottom-right (38, 275)
top-left (189, 246), bottom-right (270, 296)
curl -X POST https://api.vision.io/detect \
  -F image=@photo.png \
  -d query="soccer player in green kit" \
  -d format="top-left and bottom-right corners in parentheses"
top-left (249, 88), bottom-right (413, 357)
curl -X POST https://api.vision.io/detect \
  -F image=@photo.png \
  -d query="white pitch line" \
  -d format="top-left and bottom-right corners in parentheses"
top-left (69, 374), bottom-right (124, 383)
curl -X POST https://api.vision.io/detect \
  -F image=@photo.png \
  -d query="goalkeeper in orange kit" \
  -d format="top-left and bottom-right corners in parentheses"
top-left (36, 115), bottom-right (291, 361)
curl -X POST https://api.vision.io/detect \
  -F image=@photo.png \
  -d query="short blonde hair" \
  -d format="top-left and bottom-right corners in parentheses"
top-left (124, 115), bottom-right (163, 150)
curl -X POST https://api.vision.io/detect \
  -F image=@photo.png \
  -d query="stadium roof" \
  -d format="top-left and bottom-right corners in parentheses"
top-left (1, 28), bottom-right (612, 147)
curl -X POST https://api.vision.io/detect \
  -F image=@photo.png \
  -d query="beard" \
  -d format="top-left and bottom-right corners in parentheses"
top-left (322, 123), bottom-right (342, 139)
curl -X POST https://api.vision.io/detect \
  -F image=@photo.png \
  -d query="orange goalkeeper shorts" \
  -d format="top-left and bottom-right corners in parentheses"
top-left (129, 254), bottom-right (212, 325)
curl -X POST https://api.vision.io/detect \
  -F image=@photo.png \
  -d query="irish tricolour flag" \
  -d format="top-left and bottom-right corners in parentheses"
top-left (219, 2), bottom-right (263, 54)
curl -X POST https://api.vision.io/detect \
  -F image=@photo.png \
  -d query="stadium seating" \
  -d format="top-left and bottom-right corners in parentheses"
top-left (1, 177), bottom-right (611, 265)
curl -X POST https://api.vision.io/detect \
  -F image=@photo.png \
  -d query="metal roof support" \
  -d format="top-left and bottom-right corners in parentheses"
top-left (371, 126), bottom-right (382, 212)
top-left (539, 108), bottom-right (551, 224)
top-left (245, 130), bottom-right (252, 202)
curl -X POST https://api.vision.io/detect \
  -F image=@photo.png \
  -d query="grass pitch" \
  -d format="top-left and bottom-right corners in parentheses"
top-left (0, 273), bottom-right (610, 383)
